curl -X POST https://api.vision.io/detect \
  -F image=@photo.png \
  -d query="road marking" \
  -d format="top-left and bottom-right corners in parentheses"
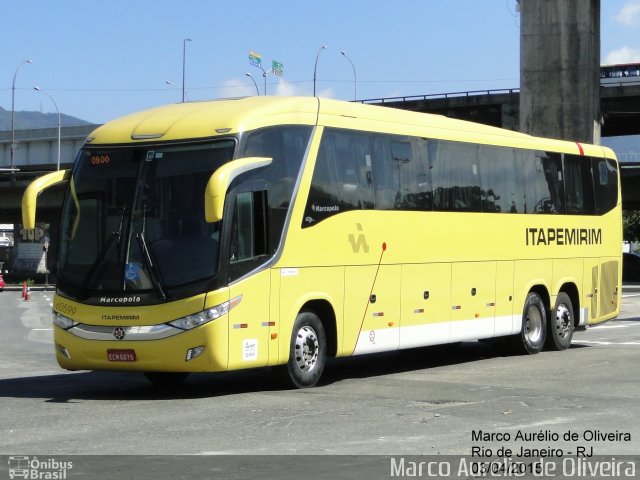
top-left (32, 328), bottom-right (53, 331)
top-left (591, 325), bottom-right (629, 329)
top-left (575, 340), bottom-right (640, 346)
top-left (621, 293), bottom-right (640, 298)
top-left (585, 361), bottom-right (609, 367)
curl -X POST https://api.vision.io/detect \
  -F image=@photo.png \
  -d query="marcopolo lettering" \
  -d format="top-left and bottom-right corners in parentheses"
top-left (311, 204), bottom-right (340, 213)
top-left (99, 296), bottom-right (142, 304)
top-left (525, 227), bottom-right (602, 246)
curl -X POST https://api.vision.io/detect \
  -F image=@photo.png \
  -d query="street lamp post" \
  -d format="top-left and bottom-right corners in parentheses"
top-left (341, 51), bottom-right (357, 101)
top-left (313, 45), bottom-right (327, 97)
top-left (253, 64), bottom-right (270, 95)
top-left (11, 59), bottom-right (33, 173)
top-left (166, 81), bottom-right (190, 101)
top-left (33, 87), bottom-right (61, 171)
top-left (245, 73), bottom-right (260, 96)
top-left (182, 38), bottom-right (192, 103)
top-left (262, 69), bottom-right (268, 96)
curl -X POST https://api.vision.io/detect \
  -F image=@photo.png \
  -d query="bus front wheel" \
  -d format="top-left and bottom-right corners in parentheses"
top-left (546, 292), bottom-right (574, 351)
top-left (281, 311), bottom-right (327, 388)
top-left (517, 292), bottom-right (547, 354)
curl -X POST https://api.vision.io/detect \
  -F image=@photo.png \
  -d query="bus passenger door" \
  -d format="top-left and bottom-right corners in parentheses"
top-left (400, 263), bottom-right (451, 349)
top-left (450, 262), bottom-right (496, 341)
top-left (346, 264), bottom-right (400, 355)
top-left (227, 270), bottom-right (271, 370)
top-left (226, 190), bottom-right (271, 370)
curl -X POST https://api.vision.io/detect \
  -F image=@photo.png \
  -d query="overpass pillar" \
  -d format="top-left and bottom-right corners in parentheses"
top-left (519, 0), bottom-right (601, 143)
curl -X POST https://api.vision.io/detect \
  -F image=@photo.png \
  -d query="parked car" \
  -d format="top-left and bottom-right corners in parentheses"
top-left (0, 273), bottom-right (5, 292)
top-left (623, 252), bottom-right (640, 282)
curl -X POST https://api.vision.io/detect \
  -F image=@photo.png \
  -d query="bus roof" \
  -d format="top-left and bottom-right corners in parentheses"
top-left (87, 96), bottom-right (320, 145)
top-left (86, 96), bottom-right (615, 159)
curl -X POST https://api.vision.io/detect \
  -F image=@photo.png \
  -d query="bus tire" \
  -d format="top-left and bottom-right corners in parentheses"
top-left (546, 292), bottom-right (574, 351)
top-left (517, 292), bottom-right (547, 354)
top-left (282, 311), bottom-right (327, 388)
top-left (143, 371), bottom-right (189, 386)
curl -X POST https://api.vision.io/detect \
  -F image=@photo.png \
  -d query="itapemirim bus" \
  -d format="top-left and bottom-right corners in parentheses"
top-left (23, 96), bottom-right (621, 388)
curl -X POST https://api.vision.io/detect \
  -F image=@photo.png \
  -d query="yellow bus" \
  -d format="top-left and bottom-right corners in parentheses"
top-left (23, 96), bottom-right (621, 388)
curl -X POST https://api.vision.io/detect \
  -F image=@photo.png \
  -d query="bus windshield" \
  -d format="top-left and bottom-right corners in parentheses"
top-left (58, 140), bottom-right (235, 299)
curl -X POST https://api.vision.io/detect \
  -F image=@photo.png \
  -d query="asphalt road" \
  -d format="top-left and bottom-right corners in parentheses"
top-left (0, 288), bottom-right (638, 477)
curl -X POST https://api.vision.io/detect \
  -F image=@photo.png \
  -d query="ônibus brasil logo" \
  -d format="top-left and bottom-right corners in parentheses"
top-left (8, 456), bottom-right (73, 479)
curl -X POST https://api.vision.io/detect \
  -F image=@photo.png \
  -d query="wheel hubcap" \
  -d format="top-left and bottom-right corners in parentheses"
top-left (555, 304), bottom-right (572, 339)
top-left (525, 304), bottom-right (543, 343)
top-left (294, 325), bottom-right (319, 373)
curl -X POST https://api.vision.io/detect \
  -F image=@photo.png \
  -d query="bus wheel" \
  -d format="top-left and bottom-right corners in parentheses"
top-left (518, 292), bottom-right (547, 354)
top-left (143, 372), bottom-right (189, 386)
top-left (546, 292), bottom-right (574, 351)
top-left (282, 311), bottom-right (327, 388)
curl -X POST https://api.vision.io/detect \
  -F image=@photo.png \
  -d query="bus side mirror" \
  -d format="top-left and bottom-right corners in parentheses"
top-left (22, 170), bottom-right (71, 229)
top-left (205, 157), bottom-right (272, 223)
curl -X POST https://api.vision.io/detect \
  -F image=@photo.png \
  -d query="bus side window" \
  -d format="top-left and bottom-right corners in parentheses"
top-left (521, 150), bottom-right (565, 214)
top-left (230, 190), bottom-right (268, 264)
top-left (593, 157), bottom-right (619, 215)
top-left (563, 154), bottom-right (595, 214)
top-left (430, 140), bottom-right (481, 212)
top-left (303, 129), bottom-right (373, 226)
top-left (396, 137), bottom-right (432, 211)
top-left (238, 125), bottom-right (312, 246)
top-left (478, 146), bottom-right (523, 213)
top-left (336, 133), bottom-right (374, 210)
top-left (372, 136), bottom-right (397, 209)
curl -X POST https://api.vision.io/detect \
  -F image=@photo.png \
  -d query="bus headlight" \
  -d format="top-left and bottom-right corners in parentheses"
top-left (168, 295), bottom-right (242, 331)
top-left (53, 311), bottom-right (77, 330)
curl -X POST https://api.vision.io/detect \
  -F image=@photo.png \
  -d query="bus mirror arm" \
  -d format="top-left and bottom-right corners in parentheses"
top-left (205, 157), bottom-right (272, 223)
top-left (21, 169), bottom-right (71, 229)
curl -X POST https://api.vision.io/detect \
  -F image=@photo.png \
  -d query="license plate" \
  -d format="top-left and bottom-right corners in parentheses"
top-left (107, 349), bottom-right (137, 362)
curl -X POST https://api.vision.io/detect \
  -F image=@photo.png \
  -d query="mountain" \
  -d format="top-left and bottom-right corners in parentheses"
top-left (0, 105), bottom-right (91, 131)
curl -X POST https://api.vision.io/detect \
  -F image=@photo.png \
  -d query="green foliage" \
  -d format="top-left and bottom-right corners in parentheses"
top-left (623, 210), bottom-right (640, 243)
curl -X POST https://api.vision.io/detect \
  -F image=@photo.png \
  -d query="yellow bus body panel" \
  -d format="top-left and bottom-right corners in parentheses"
top-left (46, 96), bottom-right (621, 374)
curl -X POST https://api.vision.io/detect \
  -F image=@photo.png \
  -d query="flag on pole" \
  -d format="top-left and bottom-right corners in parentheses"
top-left (272, 60), bottom-right (284, 77)
top-left (249, 51), bottom-right (262, 67)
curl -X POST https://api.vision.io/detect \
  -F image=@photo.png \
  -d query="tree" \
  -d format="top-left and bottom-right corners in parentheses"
top-left (623, 210), bottom-right (640, 243)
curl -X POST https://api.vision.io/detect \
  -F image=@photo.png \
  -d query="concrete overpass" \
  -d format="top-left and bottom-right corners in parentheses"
top-left (0, 124), bottom-right (98, 225)
top-left (0, 124), bottom-right (97, 280)
top-left (361, 82), bottom-right (640, 138)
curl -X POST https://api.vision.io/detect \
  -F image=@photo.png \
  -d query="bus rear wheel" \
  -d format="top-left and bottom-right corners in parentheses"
top-left (546, 292), bottom-right (574, 351)
top-left (517, 292), bottom-right (547, 354)
top-left (281, 311), bottom-right (327, 388)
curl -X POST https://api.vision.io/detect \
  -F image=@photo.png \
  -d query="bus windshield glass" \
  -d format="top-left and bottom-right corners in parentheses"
top-left (58, 140), bottom-right (235, 299)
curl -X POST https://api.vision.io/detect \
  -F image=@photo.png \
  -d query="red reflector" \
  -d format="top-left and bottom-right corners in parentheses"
top-left (107, 349), bottom-right (137, 362)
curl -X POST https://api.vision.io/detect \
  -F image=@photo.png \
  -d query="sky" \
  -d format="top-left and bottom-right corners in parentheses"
top-left (1, 0), bottom-right (640, 125)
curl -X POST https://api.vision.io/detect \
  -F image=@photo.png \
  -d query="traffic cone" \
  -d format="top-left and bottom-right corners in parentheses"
top-left (22, 281), bottom-right (27, 300)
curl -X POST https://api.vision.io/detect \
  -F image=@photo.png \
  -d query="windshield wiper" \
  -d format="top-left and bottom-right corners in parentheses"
top-left (134, 202), bottom-right (167, 301)
top-left (136, 231), bottom-right (167, 301)
top-left (79, 205), bottom-right (127, 298)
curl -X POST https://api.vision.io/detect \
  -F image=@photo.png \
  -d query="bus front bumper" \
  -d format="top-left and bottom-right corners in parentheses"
top-left (53, 319), bottom-right (229, 373)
